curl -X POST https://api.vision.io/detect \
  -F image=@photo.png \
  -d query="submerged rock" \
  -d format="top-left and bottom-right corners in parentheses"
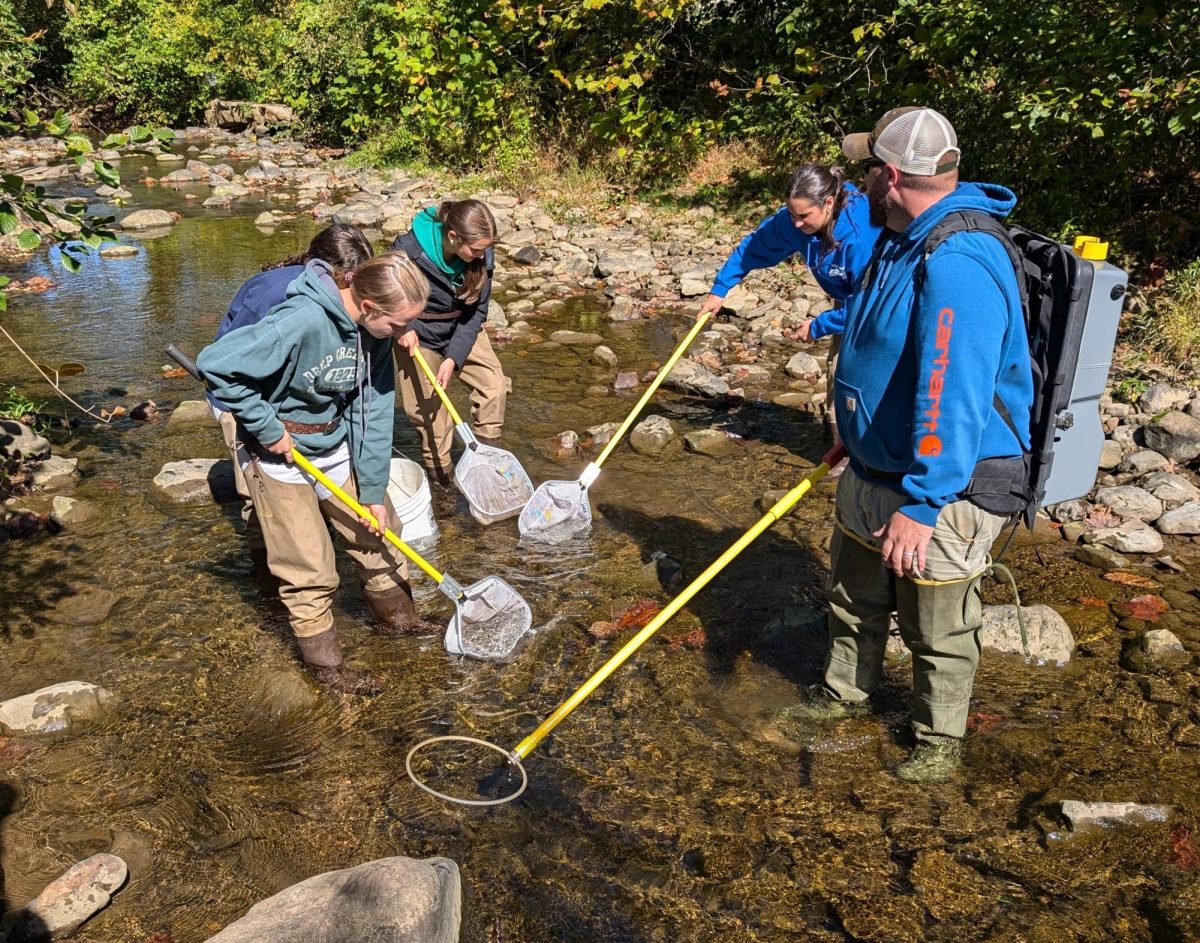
top-left (979, 604), bottom-right (1075, 665)
top-left (166, 400), bottom-right (213, 426)
top-left (1060, 800), bottom-right (1171, 831)
top-left (4, 853), bottom-right (128, 942)
top-left (666, 360), bottom-right (728, 398)
top-left (548, 330), bottom-right (603, 346)
top-left (0, 682), bottom-right (115, 736)
top-left (203, 856), bottom-right (460, 943)
top-left (683, 429), bottom-right (734, 458)
top-left (1121, 628), bottom-right (1189, 673)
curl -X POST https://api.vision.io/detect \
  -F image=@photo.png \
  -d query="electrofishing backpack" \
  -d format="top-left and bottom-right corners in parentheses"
top-left (918, 213), bottom-right (1129, 528)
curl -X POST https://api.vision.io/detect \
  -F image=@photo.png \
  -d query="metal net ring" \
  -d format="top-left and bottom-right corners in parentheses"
top-left (405, 735), bottom-right (528, 807)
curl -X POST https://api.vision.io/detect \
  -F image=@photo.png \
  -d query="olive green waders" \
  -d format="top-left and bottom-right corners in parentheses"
top-left (823, 468), bottom-right (1009, 741)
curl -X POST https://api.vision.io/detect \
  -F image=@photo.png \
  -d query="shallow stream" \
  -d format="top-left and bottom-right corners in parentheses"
top-left (1, 185), bottom-right (1198, 942)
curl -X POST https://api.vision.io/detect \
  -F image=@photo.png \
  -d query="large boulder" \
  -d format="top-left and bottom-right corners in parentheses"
top-left (1093, 485), bottom-right (1162, 522)
top-left (203, 856), bottom-right (460, 943)
top-left (595, 249), bottom-right (657, 278)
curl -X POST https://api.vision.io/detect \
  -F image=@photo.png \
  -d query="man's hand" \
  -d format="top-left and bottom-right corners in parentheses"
top-left (360, 503), bottom-right (389, 536)
top-left (435, 357), bottom-right (456, 389)
top-left (873, 510), bottom-right (934, 577)
top-left (396, 329), bottom-right (420, 354)
top-left (264, 430), bottom-right (296, 463)
top-left (697, 293), bottom-right (724, 319)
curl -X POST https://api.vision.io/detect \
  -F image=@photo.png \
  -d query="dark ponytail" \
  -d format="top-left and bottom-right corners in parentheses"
top-left (438, 199), bottom-right (496, 304)
top-left (784, 163), bottom-right (847, 253)
top-left (263, 220), bottom-right (374, 286)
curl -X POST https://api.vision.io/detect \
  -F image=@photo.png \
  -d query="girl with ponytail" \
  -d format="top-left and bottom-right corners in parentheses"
top-left (390, 198), bottom-right (507, 485)
top-left (698, 163), bottom-right (883, 438)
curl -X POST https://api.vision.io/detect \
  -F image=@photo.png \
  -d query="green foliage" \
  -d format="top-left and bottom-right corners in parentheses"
top-left (0, 0), bottom-right (37, 111)
top-left (0, 385), bottom-right (47, 425)
top-left (16, 0), bottom-right (1200, 265)
top-left (1135, 259), bottom-right (1200, 364)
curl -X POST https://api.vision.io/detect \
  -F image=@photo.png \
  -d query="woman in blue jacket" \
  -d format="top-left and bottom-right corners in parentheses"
top-left (700, 164), bottom-right (883, 433)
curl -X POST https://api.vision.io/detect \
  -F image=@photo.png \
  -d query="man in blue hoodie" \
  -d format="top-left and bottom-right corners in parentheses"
top-left (792, 107), bottom-right (1034, 783)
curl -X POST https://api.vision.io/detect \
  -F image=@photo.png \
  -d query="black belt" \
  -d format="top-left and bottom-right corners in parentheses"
top-left (862, 463), bottom-right (904, 482)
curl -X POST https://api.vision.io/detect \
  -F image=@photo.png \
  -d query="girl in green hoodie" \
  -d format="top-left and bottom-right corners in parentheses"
top-left (391, 199), bottom-right (507, 484)
top-left (198, 254), bottom-right (433, 695)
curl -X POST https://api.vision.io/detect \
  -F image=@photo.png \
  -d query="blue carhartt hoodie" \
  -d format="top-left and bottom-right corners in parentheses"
top-left (834, 183), bottom-right (1034, 527)
top-left (710, 184), bottom-right (882, 336)
top-left (197, 261), bottom-right (397, 504)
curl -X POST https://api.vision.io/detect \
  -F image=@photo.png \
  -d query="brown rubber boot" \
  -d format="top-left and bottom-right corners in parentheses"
top-left (295, 628), bottom-right (381, 696)
top-left (364, 582), bottom-right (443, 637)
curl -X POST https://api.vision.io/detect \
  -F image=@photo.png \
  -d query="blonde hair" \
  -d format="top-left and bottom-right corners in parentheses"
top-left (438, 198), bottom-right (497, 304)
top-left (350, 253), bottom-right (430, 319)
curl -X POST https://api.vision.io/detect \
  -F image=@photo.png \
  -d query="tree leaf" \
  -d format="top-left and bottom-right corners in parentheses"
top-left (54, 362), bottom-right (86, 378)
top-left (95, 161), bottom-right (121, 189)
top-left (0, 209), bottom-right (17, 235)
top-left (58, 251), bottom-right (81, 273)
top-left (15, 229), bottom-right (41, 250)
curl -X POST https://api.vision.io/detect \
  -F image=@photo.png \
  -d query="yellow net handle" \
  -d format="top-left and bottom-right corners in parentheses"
top-left (289, 449), bottom-right (445, 586)
top-left (593, 312), bottom-right (711, 470)
top-left (511, 442), bottom-right (846, 760)
top-left (411, 346), bottom-right (465, 427)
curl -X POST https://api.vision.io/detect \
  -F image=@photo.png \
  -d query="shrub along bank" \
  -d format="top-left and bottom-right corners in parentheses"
top-left (5, 1), bottom-right (1199, 276)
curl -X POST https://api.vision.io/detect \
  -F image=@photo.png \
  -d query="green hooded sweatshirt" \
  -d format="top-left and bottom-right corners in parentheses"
top-left (411, 205), bottom-right (466, 287)
top-left (197, 261), bottom-right (397, 504)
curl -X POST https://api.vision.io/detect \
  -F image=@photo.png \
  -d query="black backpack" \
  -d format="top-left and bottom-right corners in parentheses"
top-left (916, 211), bottom-right (1096, 529)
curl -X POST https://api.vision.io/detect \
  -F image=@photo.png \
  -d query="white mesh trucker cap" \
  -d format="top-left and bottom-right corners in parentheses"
top-left (842, 106), bottom-right (961, 176)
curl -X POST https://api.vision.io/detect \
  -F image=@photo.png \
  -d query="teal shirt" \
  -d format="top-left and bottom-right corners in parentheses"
top-left (412, 205), bottom-right (466, 287)
top-left (197, 261), bottom-right (397, 504)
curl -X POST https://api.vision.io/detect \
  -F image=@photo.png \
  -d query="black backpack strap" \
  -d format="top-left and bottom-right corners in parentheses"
top-left (916, 210), bottom-right (1028, 312)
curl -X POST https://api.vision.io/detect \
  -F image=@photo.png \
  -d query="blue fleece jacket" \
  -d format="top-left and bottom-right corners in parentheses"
top-left (834, 183), bottom-right (1034, 527)
top-left (709, 184), bottom-right (881, 337)
top-left (207, 265), bottom-right (302, 412)
top-left (196, 261), bottom-right (397, 504)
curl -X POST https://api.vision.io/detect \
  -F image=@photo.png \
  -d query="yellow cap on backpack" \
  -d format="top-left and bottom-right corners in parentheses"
top-left (1073, 236), bottom-right (1109, 261)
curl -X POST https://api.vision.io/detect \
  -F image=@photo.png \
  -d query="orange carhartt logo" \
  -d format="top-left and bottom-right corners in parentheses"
top-left (919, 306), bottom-right (953, 457)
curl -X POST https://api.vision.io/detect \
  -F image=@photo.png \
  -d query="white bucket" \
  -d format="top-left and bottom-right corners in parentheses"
top-left (386, 457), bottom-right (437, 544)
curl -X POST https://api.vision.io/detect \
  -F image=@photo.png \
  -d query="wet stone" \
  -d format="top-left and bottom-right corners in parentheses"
top-left (153, 458), bottom-right (238, 504)
top-left (613, 371), bottom-right (639, 391)
top-left (0, 681), bottom-right (115, 735)
top-left (629, 415), bottom-right (673, 456)
top-left (665, 360), bottom-right (728, 398)
top-left (30, 455), bottom-right (80, 490)
top-left (979, 604), bottom-right (1075, 665)
top-left (5, 853), bottom-right (128, 942)
top-left (784, 351), bottom-right (822, 378)
top-left (50, 495), bottom-right (95, 527)
top-left (683, 429), bottom-right (734, 458)
top-left (591, 345), bottom-right (617, 367)
top-left (584, 422), bottom-right (619, 448)
top-left (1075, 543), bottom-right (1129, 571)
top-left (99, 243), bottom-right (138, 258)
top-left (166, 399), bottom-right (213, 426)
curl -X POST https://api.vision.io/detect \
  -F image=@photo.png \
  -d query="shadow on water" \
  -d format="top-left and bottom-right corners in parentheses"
top-left (0, 783), bottom-right (51, 943)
